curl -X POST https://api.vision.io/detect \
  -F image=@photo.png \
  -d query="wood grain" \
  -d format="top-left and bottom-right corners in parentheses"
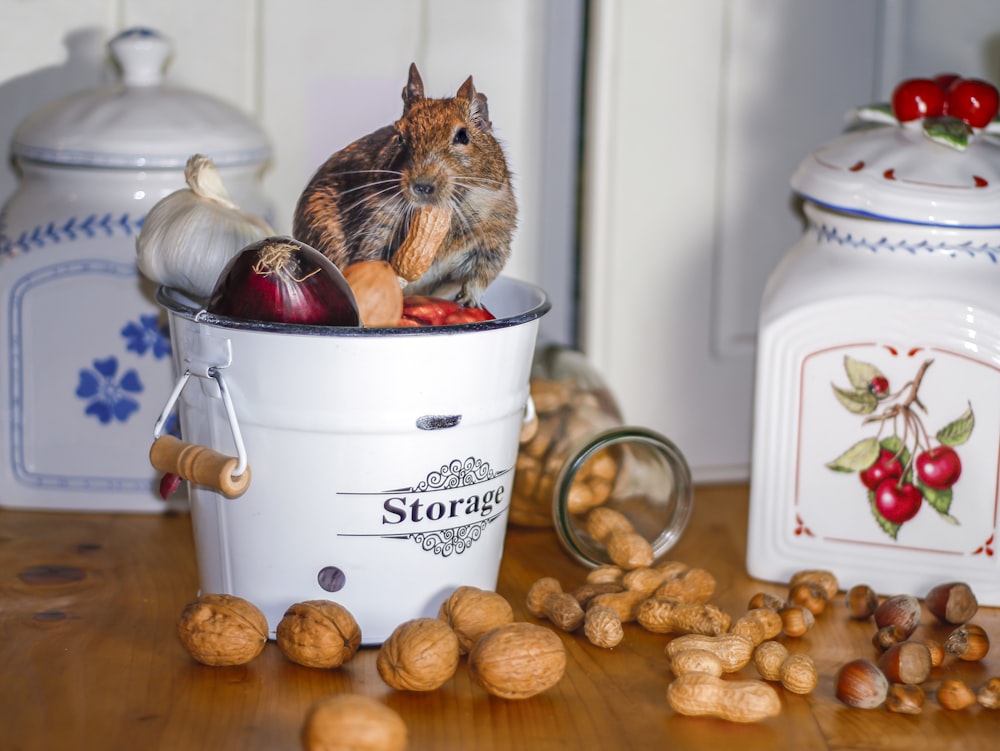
top-left (2, 484), bottom-right (999, 750)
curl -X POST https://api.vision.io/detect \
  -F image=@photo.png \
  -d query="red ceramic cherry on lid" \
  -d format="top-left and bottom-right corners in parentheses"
top-left (790, 76), bottom-right (1000, 229)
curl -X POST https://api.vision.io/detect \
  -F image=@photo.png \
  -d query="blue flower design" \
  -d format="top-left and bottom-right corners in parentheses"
top-left (121, 314), bottom-right (171, 359)
top-left (76, 357), bottom-right (143, 424)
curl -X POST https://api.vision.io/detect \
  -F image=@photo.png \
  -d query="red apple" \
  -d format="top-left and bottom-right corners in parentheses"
top-left (916, 446), bottom-right (962, 490)
top-left (873, 479), bottom-right (923, 524)
top-left (946, 78), bottom-right (999, 128)
top-left (892, 78), bottom-right (947, 122)
top-left (860, 448), bottom-right (903, 490)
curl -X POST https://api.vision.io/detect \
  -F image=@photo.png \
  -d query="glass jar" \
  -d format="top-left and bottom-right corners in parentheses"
top-left (512, 344), bottom-right (693, 567)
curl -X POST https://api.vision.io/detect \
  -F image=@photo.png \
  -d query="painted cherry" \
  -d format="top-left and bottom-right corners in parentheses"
top-left (916, 446), bottom-right (962, 490)
top-left (946, 78), bottom-right (1000, 128)
top-left (873, 478), bottom-right (923, 524)
top-left (892, 78), bottom-right (947, 122)
top-left (860, 448), bottom-right (903, 490)
top-left (868, 376), bottom-right (890, 396)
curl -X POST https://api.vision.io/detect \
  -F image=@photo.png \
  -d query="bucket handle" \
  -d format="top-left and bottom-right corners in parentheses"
top-left (150, 368), bottom-right (252, 498)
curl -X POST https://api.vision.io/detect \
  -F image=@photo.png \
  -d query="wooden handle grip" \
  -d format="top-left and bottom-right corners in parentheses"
top-left (149, 435), bottom-right (251, 498)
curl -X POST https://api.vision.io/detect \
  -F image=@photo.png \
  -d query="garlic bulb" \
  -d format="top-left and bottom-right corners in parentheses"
top-left (136, 154), bottom-right (274, 300)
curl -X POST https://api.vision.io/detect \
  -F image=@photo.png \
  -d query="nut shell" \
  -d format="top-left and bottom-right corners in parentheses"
top-left (276, 600), bottom-right (361, 669)
top-left (438, 586), bottom-right (514, 654)
top-left (343, 260), bottom-right (404, 327)
top-left (301, 694), bottom-right (407, 751)
top-left (176, 593), bottom-right (268, 666)
top-left (468, 622), bottom-right (566, 699)
top-left (377, 617), bottom-right (460, 691)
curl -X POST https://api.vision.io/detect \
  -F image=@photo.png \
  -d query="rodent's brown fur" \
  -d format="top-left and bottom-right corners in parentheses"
top-left (292, 64), bottom-right (516, 307)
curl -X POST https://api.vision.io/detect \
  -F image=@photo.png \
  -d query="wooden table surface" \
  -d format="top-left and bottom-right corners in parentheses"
top-left (2, 483), bottom-right (999, 751)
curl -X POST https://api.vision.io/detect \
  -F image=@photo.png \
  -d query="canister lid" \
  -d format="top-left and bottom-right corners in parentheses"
top-left (11, 28), bottom-right (271, 169)
top-left (791, 104), bottom-right (1000, 229)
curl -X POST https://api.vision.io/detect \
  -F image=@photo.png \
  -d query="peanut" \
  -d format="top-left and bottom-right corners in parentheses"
top-left (669, 648), bottom-right (724, 678)
top-left (392, 204), bottom-right (452, 282)
top-left (588, 589), bottom-right (648, 623)
top-left (637, 599), bottom-right (731, 636)
top-left (753, 640), bottom-right (789, 681)
top-left (779, 653), bottom-right (818, 695)
top-left (665, 633), bottom-right (755, 673)
top-left (666, 672), bottom-right (781, 723)
top-left (584, 605), bottom-right (624, 649)
top-left (526, 577), bottom-right (585, 632)
top-left (653, 568), bottom-right (716, 604)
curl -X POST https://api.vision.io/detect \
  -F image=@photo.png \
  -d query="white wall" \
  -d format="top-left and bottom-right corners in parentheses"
top-left (0, 0), bottom-right (584, 344)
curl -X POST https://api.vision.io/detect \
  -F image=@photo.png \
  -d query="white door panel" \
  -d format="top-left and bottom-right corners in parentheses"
top-left (581, 0), bottom-right (1000, 481)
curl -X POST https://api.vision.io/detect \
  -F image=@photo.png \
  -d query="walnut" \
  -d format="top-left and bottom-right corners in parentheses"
top-left (276, 600), bottom-right (361, 669)
top-left (468, 622), bottom-right (567, 699)
top-left (377, 618), bottom-right (460, 691)
top-left (437, 586), bottom-right (514, 653)
top-left (301, 694), bottom-right (407, 751)
top-left (175, 593), bottom-right (268, 666)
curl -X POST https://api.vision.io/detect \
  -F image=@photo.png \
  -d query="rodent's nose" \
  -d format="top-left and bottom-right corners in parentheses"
top-left (411, 180), bottom-right (436, 197)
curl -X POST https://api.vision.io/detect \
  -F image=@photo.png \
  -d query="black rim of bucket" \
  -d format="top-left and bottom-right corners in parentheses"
top-left (155, 277), bottom-right (551, 337)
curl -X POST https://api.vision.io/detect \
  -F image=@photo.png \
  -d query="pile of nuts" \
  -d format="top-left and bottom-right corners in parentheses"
top-left (511, 363), bottom-right (622, 527)
top-left (175, 586), bottom-right (568, 750)
top-left (520, 544), bottom-right (835, 721)
top-left (834, 580), bottom-right (997, 714)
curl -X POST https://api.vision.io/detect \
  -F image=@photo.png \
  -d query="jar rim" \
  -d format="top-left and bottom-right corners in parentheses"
top-left (551, 426), bottom-right (694, 568)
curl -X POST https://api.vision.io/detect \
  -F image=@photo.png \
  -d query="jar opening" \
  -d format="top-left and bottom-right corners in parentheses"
top-left (552, 427), bottom-right (693, 568)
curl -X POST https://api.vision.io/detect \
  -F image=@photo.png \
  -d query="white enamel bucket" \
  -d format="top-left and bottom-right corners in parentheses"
top-left (154, 277), bottom-right (548, 643)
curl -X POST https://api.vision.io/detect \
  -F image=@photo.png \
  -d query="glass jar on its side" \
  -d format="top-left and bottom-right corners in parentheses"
top-left (511, 345), bottom-right (694, 567)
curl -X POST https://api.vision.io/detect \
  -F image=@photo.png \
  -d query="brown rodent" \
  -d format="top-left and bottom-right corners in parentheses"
top-left (292, 63), bottom-right (516, 307)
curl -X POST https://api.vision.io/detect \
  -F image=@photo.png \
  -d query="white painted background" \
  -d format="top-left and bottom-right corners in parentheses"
top-left (2, 0), bottom-right (999, 480)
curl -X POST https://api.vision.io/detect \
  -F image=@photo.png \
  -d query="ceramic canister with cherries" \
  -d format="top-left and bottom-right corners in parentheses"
top-left (748, 74), bottom-right (1000, 605)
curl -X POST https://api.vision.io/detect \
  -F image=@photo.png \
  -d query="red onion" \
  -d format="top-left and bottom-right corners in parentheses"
top-left (206, 237), bottom-right (360, 326)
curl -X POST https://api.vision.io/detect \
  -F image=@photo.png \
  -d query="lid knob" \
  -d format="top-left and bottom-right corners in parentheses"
top-left (108, 28), bottom-right (172, 87)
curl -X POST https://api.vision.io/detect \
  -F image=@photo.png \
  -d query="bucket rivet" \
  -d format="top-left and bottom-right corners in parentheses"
top-left (317, 566), bottom-right (346, 592)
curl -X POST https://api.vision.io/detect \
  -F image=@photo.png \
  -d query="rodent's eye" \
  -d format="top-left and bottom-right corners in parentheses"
top-left (393, 131), bottom-right (404, 147)
top-left (452, 127), bottom-right (469, 146)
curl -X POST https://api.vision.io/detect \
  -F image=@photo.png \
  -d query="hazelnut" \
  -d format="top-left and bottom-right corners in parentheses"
top-left (276, 600), bottom-right (362, 669)
top-left (924, 582), bottom-right (978, 625)
top-left (886, 683), bottom-right (925, 715)
top-left (176, 593), bottom-right (268, 667)
top-left (937, 678), bottom-right (977, 710)
top-left (301, 694), bottom-right (407, 751)
top-left (976, 677), bottom-right (1000, 709)
top-left (747, 591), bottom-right (785, 612)
top-left (788, 569), bottom-right (840, 600)
top-left (877, 641), bottom-right (932, 685)
top-left (922, 638), bottom-right (945, 667)
top-left (788, 581), bottom-right (829, 616)
top-left (872, 623), bottom-right (908, 651)
top-left (778, 604), bottom-right (815, 637)
top-left (845, 584), bottom-right (878, 620)
top-left (944, 622), bottom-right (990, 661)
top-left (835, 659), bottom-right (889, 709)
top-left (873, 594), bottom-right (921, 638)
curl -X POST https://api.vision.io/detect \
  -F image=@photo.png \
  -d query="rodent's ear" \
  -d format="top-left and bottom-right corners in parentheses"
top-left (457, 75), bottom-right (492, 132)
top-left (403, 63), bottom-right (424, 111)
